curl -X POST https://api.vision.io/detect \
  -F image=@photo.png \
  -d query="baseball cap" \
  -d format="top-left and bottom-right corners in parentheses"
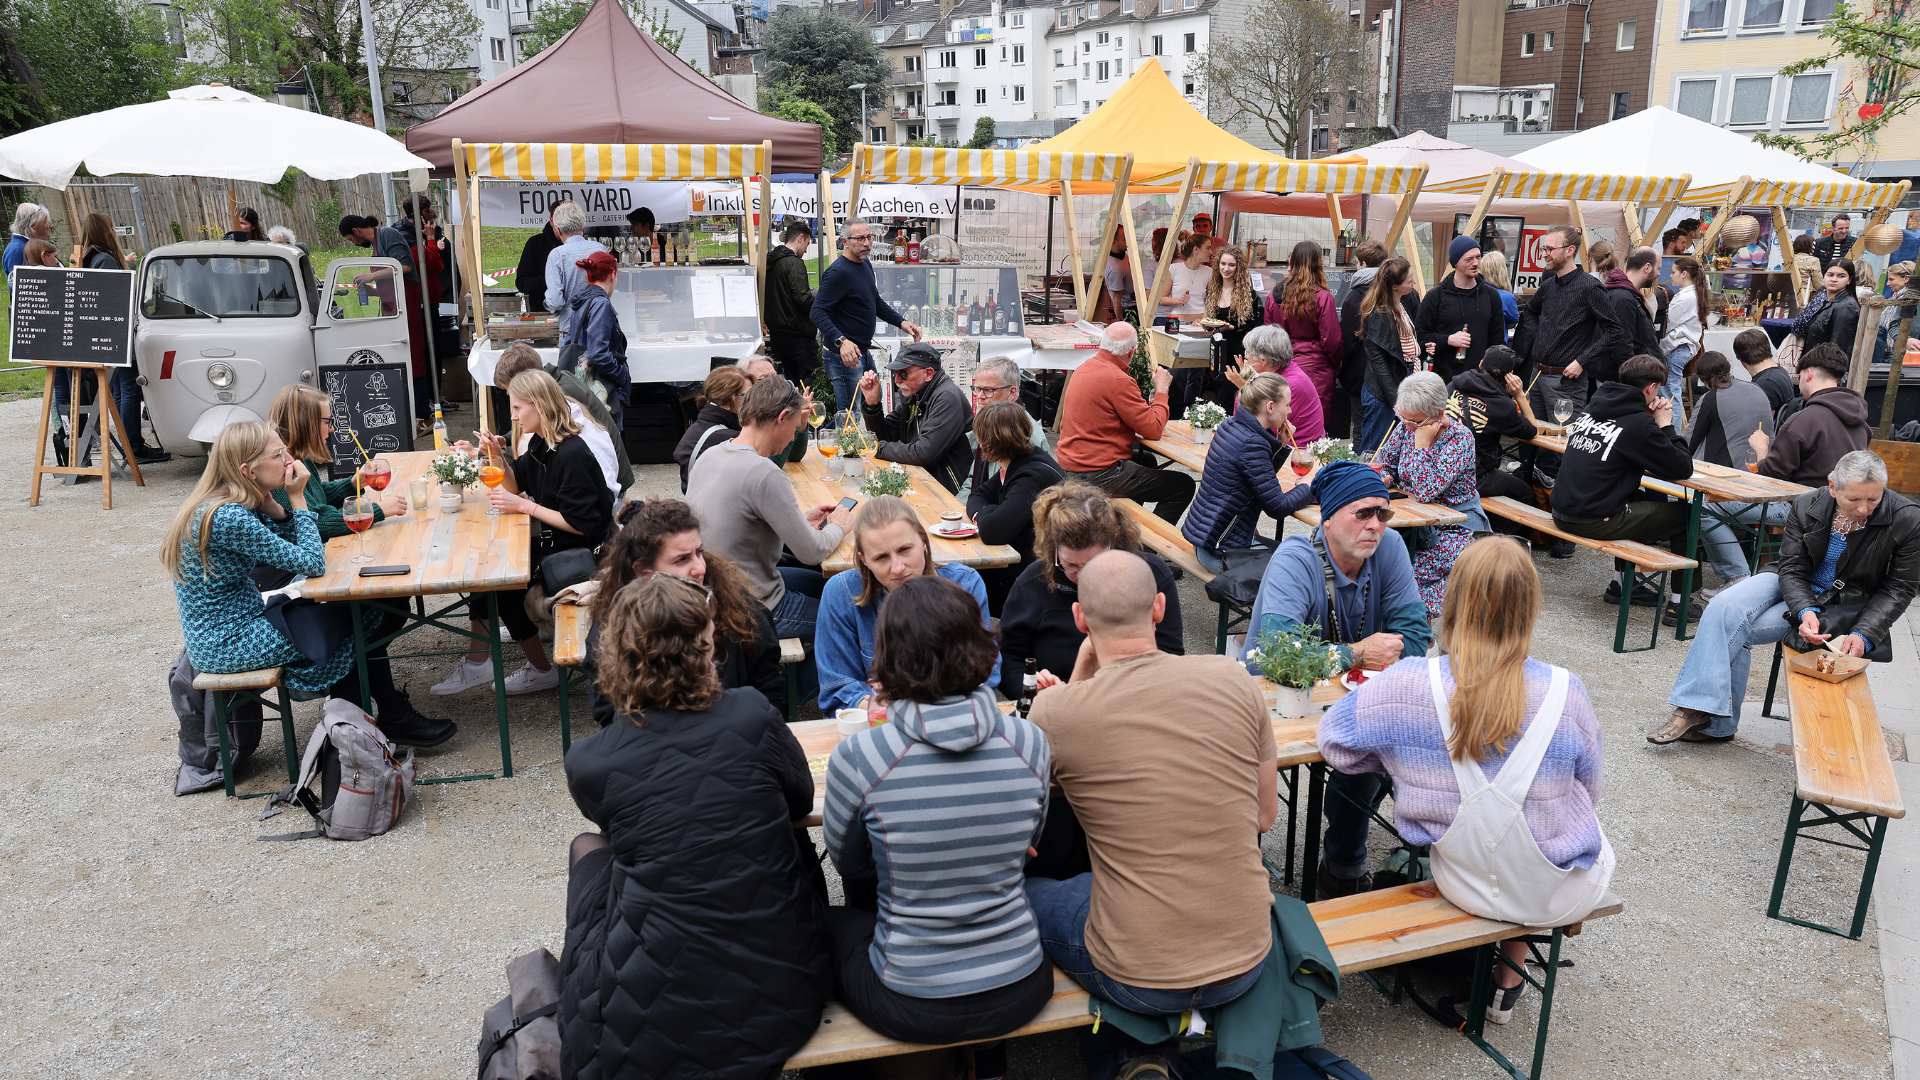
top-left (887, 342), bottom-right (942, 372)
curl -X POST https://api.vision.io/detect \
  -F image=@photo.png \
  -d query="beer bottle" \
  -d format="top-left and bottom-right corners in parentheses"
top-left (1018, 658), bottom-right (1038, 718)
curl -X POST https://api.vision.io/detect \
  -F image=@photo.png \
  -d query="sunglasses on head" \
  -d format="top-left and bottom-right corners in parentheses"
top-left (1349, 505), bottom-right (1395, 524)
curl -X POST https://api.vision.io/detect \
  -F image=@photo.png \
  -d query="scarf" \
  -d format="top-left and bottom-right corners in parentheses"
top-left (1791, 291), bottom-right (1829, 338)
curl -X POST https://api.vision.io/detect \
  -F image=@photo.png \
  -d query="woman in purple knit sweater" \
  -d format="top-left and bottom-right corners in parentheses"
top-left (1319, 536), bottom-right (1606, 1024)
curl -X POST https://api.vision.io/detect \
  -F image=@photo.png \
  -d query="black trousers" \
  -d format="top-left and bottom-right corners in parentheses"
top-left (1554, 498), bottom-right (1692, 555)
top-left (768, 331), bottom-right (819, 383)
top-left (825, 906), bottom-right (1054, 1046)
top-left (1526, 371), bottom-right (1592, 481)
top-left (1069, 459), bottom-right (1195, 524)
top-left (1477, 468), bottom-right (1538, 537)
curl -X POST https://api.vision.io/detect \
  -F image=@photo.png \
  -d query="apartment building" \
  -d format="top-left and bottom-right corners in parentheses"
top-left (1442, 0), bottom-right (1657, 156)
top-left (1045, 0), bottom-right (1213, 123)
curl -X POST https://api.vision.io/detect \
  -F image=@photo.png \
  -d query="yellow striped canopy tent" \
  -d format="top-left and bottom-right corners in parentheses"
top-left (1426, 170), bottom-right (1692, 204)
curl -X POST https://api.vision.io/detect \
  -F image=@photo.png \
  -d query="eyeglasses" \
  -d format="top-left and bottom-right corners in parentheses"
top-left (1350, 506), bottom-right (1396, 524)
top-left (971, 382), bottom-right (1012, 397)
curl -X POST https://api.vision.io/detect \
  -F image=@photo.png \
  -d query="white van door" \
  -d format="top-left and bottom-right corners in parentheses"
top-left (313, 256), bottom-right (411, 370)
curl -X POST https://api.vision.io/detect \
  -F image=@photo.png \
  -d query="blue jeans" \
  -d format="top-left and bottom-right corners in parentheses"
top-left (1024, 873), bottom-right (1266, 1014)
top-left (1323, 770), bottom-right (1387, 879)
top-left (1668, 571), bottom-right (1796, 737)
top-left (1664, 344), bottom-right (1691, 435)
top-left (824, 345), bottom-right (874, 418)
top-left (1699, 500), bottom-right (1791, 584)
top-left (1358, 385), bottom-right (1393, 454)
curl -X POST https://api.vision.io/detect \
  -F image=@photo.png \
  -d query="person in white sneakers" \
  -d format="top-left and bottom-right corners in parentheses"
top-left (432, 369), bottom-right (615, 697)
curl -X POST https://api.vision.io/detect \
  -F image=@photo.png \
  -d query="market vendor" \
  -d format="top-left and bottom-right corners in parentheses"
top-left (811, 221), bottom-right (923, 415)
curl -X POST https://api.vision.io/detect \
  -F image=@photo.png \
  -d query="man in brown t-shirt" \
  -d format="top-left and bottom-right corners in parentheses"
top-left (1024, 550), bottom-right (1278, 1027)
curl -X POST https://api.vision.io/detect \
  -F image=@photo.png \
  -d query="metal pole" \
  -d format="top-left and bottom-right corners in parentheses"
top-left (415, 203), bottom-right (441, 408)
top-left (1044, 194), bottom-right (1054, 323)
top-left (358, 0), bottom-right (397, 221)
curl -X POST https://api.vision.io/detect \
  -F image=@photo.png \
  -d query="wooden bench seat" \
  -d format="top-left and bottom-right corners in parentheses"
top-left (192, 667), bottom-right (296, 798)
top-left (1115, 498), bottom-right (1214, 583)
top-left (192, 667), bottom-right (285, 692)
top-left (786, 883), bottom-right (1623, 1077)
top-left (553, 604), bottom-right (590, 668)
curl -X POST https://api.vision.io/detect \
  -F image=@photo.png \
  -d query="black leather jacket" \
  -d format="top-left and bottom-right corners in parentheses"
top-left (1778, 487), bottom-right (1920, 657)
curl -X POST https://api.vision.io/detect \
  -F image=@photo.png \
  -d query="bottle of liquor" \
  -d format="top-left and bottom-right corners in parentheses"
top-left (969, 296), bottom-right (983, 335)
top-left (983, 289), bottom-right (997, 334)
top-left (652, 233), bottom-right (663, 266)
top-left (1454, 323), bottom-right (1468, 368)
top-left (681, 231), bottom-right (693, 266)
top-left (1017, 658), bottom-right (1038, 718)
top-left (956, 292), bottom-right (970, 336)
top-left (431, 404), bottom-right (449, 451)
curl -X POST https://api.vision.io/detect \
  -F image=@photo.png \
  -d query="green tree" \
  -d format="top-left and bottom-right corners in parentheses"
top-left (763, 8), bottom-right (887, 153)
top-left (965, 115), bottom-right (995, 148)
top-left (7, 0), bottom-right (177, 127)
top-left (767, 94), bottom-right (840, 158)
top-left (1193, 0), bottom-right (1364, 154)
top-left (514, 0), bottom-right (684, 61)
top-left (1754, 1), bottom-right (1920, 162)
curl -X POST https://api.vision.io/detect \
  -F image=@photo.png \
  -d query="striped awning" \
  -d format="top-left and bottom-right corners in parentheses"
top-left (461, 141), bottom-right (768, 181)
top-left (1427, 171), bottom-right (1693, 203)
top-left (1187, 160), bottom-right (1425, 195)
top-left (1739, 177), bottom-right (1910, 210)
top-left (852, 144), bottom-right (1129, 186)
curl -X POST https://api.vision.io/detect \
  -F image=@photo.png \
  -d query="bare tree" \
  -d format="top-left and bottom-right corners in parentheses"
top-left (1193, 0), bottom-right (1364, 154)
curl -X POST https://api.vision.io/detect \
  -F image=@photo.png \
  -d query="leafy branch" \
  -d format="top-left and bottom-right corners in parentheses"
top-left (1754, 1), bottom-right (1920, 160)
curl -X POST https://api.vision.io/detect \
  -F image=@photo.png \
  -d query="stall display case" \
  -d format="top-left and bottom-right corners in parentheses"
top-left (611, 265), bottom-right (762, 346)
top-left (871, 263), bottom-right (1024, 339)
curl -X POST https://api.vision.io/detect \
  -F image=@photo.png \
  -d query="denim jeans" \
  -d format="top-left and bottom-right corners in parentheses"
top-left (774, 566), bottom-right (825, 705)
top-left (1357, 385), bottom-right (1393, 454)
top-left (824, 345), bottom-right (874, 417)
top-left (1322, 770), bottom-right (1387, 879)
top-left (1699, 500), bottom-right (1791, 584)
top-left (110, 366), bottom-right (146, 449)
top-left (1024, 873), bottom-right (1266, 1015)
top-left (1663, 344), bottom-right (1692, 435)
top-left (1668, 572), bottom-right (1796, 738)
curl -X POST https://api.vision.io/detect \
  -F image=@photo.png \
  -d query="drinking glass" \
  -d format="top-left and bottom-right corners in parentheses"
top-left (342, 496), bottom-right (378, 564)
top-left (1290, 448), bottom-right (1315, 478)
top-left (1552, 398), bottom-right (1575, 426)
top-left (362, 457), bottom-right (391, 493)
top-left (479, 463), bottom-right (507, 516)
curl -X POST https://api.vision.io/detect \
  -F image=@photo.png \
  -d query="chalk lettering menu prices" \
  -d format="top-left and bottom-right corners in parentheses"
top-left (319, 362), bottom-right (414, 479)
top-left (9, 266), bottom-right (135, 367)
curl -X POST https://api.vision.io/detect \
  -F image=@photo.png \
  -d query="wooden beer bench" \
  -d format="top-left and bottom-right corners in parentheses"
top-left (194, 666), bottom-right (297, 799)
top-left (1481, 496), bottom-right (1697, 653)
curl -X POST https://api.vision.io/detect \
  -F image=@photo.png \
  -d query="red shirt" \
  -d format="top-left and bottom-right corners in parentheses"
top-left (1056, 348), bottom-right (1170, 472)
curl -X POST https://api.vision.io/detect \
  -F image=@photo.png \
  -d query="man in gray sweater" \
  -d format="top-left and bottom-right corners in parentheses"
top-left (687, 377), bottom-right (853, 642)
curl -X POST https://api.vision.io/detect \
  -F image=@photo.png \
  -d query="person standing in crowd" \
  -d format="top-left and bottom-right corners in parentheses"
top-left (1357, 256), bottom-right (1420, 453)
top-left (1795, 261), bottom-right (1862, 358)
top-left (1417, 235), bottom-right (1506, 383)
top-left (687, 377), bottom-right (852, 645)
top-left (1446, 345), bottom-right (1543, 530)
top-left (225, 206), bottom-right (265, 242)
top-left (1097, 226), bottom-right (1133, 322)
top-left (560, 573), bottom-right (828, 1079)
top-left (736, 353), bottom-right (813, 465)
top-left (1320, 537), bottom-right (1609, 1023)
top-left (763, 221), bottom-right (817, 382)
top-left (1790, 234), bottom-right (1821, 303)
top-left (1024, 550), bottom-right (1276, 1077)
top-left (1876, 261), bottom-right (1914, 369)
top-left (1202, 243), bottom-right (1266, 406)
top-left (1594, 247), bottom-right (1662, 387)
top-left (1182, 373), bottom-right (1313, 573)
top-left (1657, 450), bottom-right (1919, 744)
top-left (1677, 217), bottom-right (1705, 248)
top-left (585, 499), bottom-right (784, 725)
top-left (1734, 328), bottom-right (1797, 417)
top-left (674, 367), bottom-right (750, 492)
top-left (1235, 324), bottom-right (1325, 443)
top-left (1374, 371), bottom-right (1483, 619)
top-left (492, 344), bottom-right (628, 501)
top-left (1141, 226), bottom-right (1169, 298)
top-left (1662, 228), bottom-right (1692, 257)
top-left (812, 221), bottom-right (924, 414)
top-left (1267, 240), bottom-right (1343, 421)
top-left (434, 370), bottom-right (614, 698)
top-left (516, 204), bottom-right (562, 313)
top-left (558, 250), bottom-right (630, 431)
top-left (824, 574), bottom-right (1051, 1066)
top-left (266, 225), bottom-right (298, 247)
top-left (857, 342), bottom-right (973, 493)
top-left (4, 201), bottom-right (48, 278)
top-left (1160, 233), bottom-right (1214, 416)
top-left (816, 496), bottom-right (997, 714)
top-left (624, 206), bottom-right (655, 248)
top-left (1661, 256), bottom-right (1708, 432)
top-left (1688, 352), bottom-right (1773, 472)
top-left (339, 212), bottom-right (434, 419)
top-left (1814, 215), bottom-right (1852, 270)
top-left (1243, 461), bottom-right (1431, 897)
top-left (1054, 321), bottom-right (1192, 523)
top-left (1478, 249), bottom-right (1520, 340)
top-left (1337, 239), bottom-right (1412, 440)
top-left (81, 212), bottom-right (168, 464)
top-left (967, 401), bottom-right (1063, 611)
top-left (395, 195), bottom-right (448, 423)
top-left (543, 201), bottom-right (606, 349)
top-left (1587, 241), bottom-right (1617, 277)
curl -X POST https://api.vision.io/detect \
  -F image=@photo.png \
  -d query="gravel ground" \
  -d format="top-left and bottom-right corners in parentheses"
top-left (0, 395), bottom-right (1894, 1079)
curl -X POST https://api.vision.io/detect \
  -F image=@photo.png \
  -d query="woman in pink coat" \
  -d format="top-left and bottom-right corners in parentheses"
top-left (1264, 240), bottom-right (1343, 419)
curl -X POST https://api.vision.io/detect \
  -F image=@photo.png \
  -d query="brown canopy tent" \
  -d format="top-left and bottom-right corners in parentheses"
top-left (403, 0), bottom-right (822, 174)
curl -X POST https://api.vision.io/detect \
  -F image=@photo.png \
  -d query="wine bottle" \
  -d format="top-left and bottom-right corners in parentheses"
top-left (1018, 658), bottom-right (1038, 718)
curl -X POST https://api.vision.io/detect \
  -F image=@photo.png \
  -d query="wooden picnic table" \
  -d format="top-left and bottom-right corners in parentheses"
top-left (1140, 419), bottom-right (1211, 472)
top-left (784, 450), bottom-right (1020, 575)
top-left (302, 450), bottom-right (531, 780)
top-left (1293, 498), bottom-right (1469, 529)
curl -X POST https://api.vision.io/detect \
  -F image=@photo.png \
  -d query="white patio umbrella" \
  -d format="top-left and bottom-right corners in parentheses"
top-left (0, 83), bottom-right (430, 189)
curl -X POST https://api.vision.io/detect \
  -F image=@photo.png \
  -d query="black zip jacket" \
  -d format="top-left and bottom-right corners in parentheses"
top-left (1416, 277), bottom-right (1506, 382)
top-left (1514, 266), bottom-right (1625, 376)
top-left (1446, 368), bottom-right (1537, 477)
top-left (860, 366), bottom-right (974, 493)
top-left (1778, 488), bottom-right (1920, 658)
top-left (1596, 270), bottom-right (1660, 383)
top-left (1550, 381), bottom-right (1694, 522)
top-left (764, 244), bottom-right (816, 338)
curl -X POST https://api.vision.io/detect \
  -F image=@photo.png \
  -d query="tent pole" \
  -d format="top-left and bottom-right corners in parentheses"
top-left (1770, 206), bottom-right (1797, 302)
top-left (1087, 154), bottom-right (1133, 324)
top-left (1399, 229), bottom-right (1428, 295)
top-left (1326, 193), bottom-right (1345, 240)
top-left (1567, 200), bottom-right (1591, 267)
top-left (1059, 178), bottom-right (1089, 318)
top-left (846, 145), bottom-right (866, 239)
top-left (1139, 157), bottom-right (1199, 327)
top-left (1696, 177), bottom-right (1754, 259)
top-left (757, 141), bottom-right (773, 308)
top-left (952, 185), bottom-right (960, 240)
top-left (1382, 165), bottom-right (1425, 251)
top-left (452, 139), bottom-right (491, 433)
top-left (1640, 176), bottom-right (1688, 250)
top-left (817, 170), bottom-right (833, 278)
top-left (1622, 202), bottom-right (1644, 248)
top-left (1849, 180), bottom-right (1911, 261)
top-left (1044, 195), bottom-right (1056, 324)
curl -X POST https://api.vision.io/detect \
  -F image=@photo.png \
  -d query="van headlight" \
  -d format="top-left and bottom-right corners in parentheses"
top-left (207, 362), bottom-right (235, 389)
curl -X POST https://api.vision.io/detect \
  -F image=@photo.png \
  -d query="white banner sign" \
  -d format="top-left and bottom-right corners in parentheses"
top-left (450, 181), bottom-right (694, 229)
top-left (690, 182), bottom-right (957, 220)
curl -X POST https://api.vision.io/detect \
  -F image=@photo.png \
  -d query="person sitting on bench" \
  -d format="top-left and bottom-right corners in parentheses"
top-left (1024, 550), bottom-right (1277, 1079)
top-left (822, 575), bottom-right (1053, 1059)
top-left (1181, 373), bottom-right (1314, 574)
top-left (1446, 344), bottom-right (1542, 535)
top-left (1320, 537), bottom-right (1610, 1026)
top-left (1655, 450), bottom-right (1920, 744)
top-left (560, 574), bottom-right (828, 1077)
top-left (1241, 460), bottom-right (1432, 898)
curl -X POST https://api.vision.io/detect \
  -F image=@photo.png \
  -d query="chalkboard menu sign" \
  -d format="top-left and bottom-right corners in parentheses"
top-left (319, 363), bottom-right (414, 480)
top-left (8, 266), bottom-right (135, 367)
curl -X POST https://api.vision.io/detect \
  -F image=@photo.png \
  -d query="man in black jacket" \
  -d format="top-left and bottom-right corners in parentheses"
top-left (858, 342), bottom-right (974, 493)
top-left (1657, 450), bottom-right (1920, 743)
top-left (1594, 247), bottom-right (1662, 384)
top-left (1813, 214), bottom-right (1852, 270)
top-left (764, 222), bottom-right (817, 382)
top-left (1337, 239), bottom-right (1417, 439)
top-left (1447, 345), bottom-right (1541, 529)
top-left (1516, 225), bottom-right (1626, 410)
top-left (1418, 235), bottom-right (1507, 382)
top-left (1552, 354), bottom-right (1696, 599)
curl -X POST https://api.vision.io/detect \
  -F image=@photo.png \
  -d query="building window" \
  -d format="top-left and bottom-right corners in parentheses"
top-left (872, 126), bottom-right (886, 141)
top-left (1115, 35), bottom-right (1124, 50)
top-left (1785, 71), bottom-right (1833, 124)
top-left (1160, 0), bottom-right (1173, 10)
top-left (1097, 60), bottom-right (1110, 80)
top-left (1184, 79), bottom-right (1197, 96)
top-left (1084, 61), bottom-right (1090, 76)
top-left (1800, 0), bottom-right (1838, 23)
top-left (939, 88), bottom-right (956, 104)
top-left (1054, 47), bottom-right (1065, 65)
top-left (489, 36), bottom-right (506, 61)
top-left (1616, 19), bottom-right (1635, 49)
top-left (1685, 0), bottom-right (1728, 33)
top-left (1001, 45), bottom-right (1007, 60)
top-left (1741, 0), bottom-right (1784, 30)
top-left (940, 49), bottom-right (955, 66)
top-left (1183, 0), bottom-right (1196, 10)
top-left (1347, 88), bottom-right (1358, 110)
top-left (976, 87), bottom-right (988, 103)
top-left (1014, 84), bottom-right (1026, 102)
top-left (1096, 31), bottom-right (1109, 44)
top-left (1013, 44), bottom-right (1025, 63)
top-left (1729, 75), bottom-right (1773, 125)
top-left (1011, 12), bottom-right (1023, 26)
top-left (1183, 32), bottom-right (1195, 51)
top-left (1520, 31), bottom-right (1534, 56)
top-left (1543, 30), bottom-right (1554, 50)
top-left (1082, 41), bottom-right (1091, 52)
top-left (974, 46), bottom-right (987, 65)
top-left (1611, 91), bottom-right (1630, 119)
top-left (1151, 34), bottom-right (1163, 54)
top-left (1675, 77), bottom-right (1717, 121)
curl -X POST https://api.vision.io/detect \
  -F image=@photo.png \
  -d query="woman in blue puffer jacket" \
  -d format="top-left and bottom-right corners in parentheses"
top-left (1181, 373), bottom-right (1315, 572)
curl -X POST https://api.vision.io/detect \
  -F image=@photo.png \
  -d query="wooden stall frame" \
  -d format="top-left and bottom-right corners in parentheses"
top-left (1079, 157), bottom-right (1137, 322)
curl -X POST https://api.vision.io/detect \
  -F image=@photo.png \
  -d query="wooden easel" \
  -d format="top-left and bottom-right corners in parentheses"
top-left (28, 361), bottom-right (145, 509)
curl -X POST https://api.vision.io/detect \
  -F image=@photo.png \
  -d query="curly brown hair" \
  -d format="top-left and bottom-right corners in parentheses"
top-left (594, 574), bottom-right (722, 720)
top-left (1031, 482), bottom-right (1143, 588)
top-left (595, 499), bottom-right (760, 649)
top-left (872, 576), bottom-right (998, 702)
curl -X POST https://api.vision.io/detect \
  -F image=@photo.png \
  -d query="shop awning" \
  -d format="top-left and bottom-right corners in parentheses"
top-left (847, 145), bottom-right (1130, 187)
top-left (460, 140), bottom-right (768, 182)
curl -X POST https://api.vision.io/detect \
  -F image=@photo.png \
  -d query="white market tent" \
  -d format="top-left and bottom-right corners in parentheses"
top-left (0, 84), bottom-right (431, 190)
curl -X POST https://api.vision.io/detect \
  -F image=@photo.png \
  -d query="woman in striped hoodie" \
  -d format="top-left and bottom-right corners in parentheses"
top-left (823, 575), bottom-right (1054, 1055)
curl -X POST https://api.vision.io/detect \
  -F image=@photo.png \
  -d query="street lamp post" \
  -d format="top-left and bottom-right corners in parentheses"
top-left (848, 82), bottom-right (869, 145)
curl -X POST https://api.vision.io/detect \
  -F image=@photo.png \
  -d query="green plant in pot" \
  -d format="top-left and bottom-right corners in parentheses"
top-left (1250, 622), bottom-right (1340, 717)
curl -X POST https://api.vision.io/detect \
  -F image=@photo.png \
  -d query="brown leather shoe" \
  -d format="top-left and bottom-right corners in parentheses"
top-left (1648, 707), bottom-right (1710, 744)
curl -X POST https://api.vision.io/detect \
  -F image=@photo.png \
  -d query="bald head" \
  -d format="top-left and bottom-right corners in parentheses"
top-left (1076, 550), bottom-right (1157, 634)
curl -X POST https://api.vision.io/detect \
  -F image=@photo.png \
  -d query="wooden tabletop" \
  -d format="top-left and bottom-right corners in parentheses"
top-left (1293, 498), bottom-right (1469, 529)
top-left (784, 451), bottom-right (1020, 576)
top-left (302, 451), bottom-right (532, 602)
top-left (1526, 434), bottom-right (1812, 503)
top-left (1140, 420), bottom-right (1211, 472)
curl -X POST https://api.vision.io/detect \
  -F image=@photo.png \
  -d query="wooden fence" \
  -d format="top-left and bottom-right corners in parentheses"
top-left (1, 173), bottom-right (394, 255)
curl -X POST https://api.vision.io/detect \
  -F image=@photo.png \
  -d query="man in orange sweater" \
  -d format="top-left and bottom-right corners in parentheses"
top-left (1056, 321), bottom-right (1193, 523)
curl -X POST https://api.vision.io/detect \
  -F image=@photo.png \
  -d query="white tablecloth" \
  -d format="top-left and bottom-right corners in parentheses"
top-left (466, 336), bottom-right (759, 389)
top-left (1702, 326), bottom-right (1770, 382)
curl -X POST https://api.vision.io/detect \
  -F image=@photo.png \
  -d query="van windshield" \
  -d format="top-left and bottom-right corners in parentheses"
top-left (141, 255), bottom-right (303, 319)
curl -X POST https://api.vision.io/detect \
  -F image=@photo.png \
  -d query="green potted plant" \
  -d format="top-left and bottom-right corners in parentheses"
top-left (1308, 437), bottom-right (1359, 465)
top-left (1249, 623), bottom-right (1340, 718)
top-left (1184, 400), bottom-right (1227, 443)
top-left (837, 425), bottom-right (873, 479)
top-left (430, 450), bottom-right (482, 512)
top-left (859, 463), bottom-right (912, 499)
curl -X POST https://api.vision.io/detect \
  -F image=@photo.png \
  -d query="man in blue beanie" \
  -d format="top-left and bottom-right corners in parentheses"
top-left (1241, 459), bottom-right (1431, 899)
top-left (1415, 234), bottom-right (1506, 383)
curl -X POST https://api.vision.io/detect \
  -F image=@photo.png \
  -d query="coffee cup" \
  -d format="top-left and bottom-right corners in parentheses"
top-left (835, 709), bottom-right (867, 737)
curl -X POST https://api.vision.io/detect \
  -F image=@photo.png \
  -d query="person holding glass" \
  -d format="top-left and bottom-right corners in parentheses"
top-left (1660, 257), bottom-right (1708, 434)
top-left (266, 385), bottom-right (408, 542)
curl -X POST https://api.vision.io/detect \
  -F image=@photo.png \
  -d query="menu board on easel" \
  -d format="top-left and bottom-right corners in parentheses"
top-left (8, 266), bottom-right (135, 367)
top-left (319, 362), bottom-right (414, 480)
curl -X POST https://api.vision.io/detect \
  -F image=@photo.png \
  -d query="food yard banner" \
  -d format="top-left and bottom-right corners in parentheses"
top-left (690, 182), bottom-right (957, 220)
top-left (449, 181), bottom-right (695, 228)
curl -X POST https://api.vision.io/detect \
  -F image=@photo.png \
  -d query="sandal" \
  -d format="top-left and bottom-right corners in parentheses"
top-left (1648, 707), bottom-right (1709, 744)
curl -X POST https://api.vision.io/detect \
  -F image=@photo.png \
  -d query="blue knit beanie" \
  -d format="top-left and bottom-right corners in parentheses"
top-left (1311, 460), bottom-right (1390, 518)
top-left (1448, 234), bottom-right (1481, 267)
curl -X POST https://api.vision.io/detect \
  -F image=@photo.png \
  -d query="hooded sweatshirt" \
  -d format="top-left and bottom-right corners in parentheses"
top-left (1595, 269), bottom-right (1660, 383)
top-left (764, 243), bottom-right (815, 337)
top-left (1415, 275), bottom-right (1506, 382)
top-left (1551, 381), bottom-right (1694, 522)
top-left (1447, 367), bottom-right (1538, 477)
top-left (822, 686), bottom-right (1051, 998)
top-left (561, 276), bottom-right (629, 403)
top-left (1758, 385), bottom-right (1871, 485)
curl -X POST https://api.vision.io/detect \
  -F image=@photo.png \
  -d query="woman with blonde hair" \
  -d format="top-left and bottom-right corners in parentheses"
top-left (1319, 537), bottom-right (1609, 1024)
top-left (267, 384), bottom-right (406, 539)
top-left (1182, 373), bottom-right (1313, 572)
top-left (1478, 249), bottom-right (1520, 337)
top-left (561, 573), bottom-right (829, 1077)
top-left (432, 368), bottom-right (614, 698)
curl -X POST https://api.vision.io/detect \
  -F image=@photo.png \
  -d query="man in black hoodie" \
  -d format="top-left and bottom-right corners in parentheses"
top-left (1418, 235), bottom-right (1507, 382)
top-left (1447, 345), bottom-right (1541, 529)
top-left (764, 222), bottom-right (818, 383)
top-left (1593, 246), bottom-right (1663, 385)
top-left (1552, 354), bottom-right (1697, 597)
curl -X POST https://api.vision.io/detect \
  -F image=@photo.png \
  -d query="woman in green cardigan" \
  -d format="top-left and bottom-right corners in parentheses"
top-left (268, 384), bottom-right (408, 536)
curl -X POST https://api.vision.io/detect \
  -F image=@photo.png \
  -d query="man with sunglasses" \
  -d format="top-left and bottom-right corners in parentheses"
top-left (812, 221), bottom-right (923, 415)
top-left (857, 342), bottom-right (974, 493)
top-left (1240, 460), bottom-right (1431, 898)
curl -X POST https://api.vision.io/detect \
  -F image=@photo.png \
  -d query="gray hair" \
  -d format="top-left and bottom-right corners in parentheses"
top-left (1099, 320), bottom-right (1138, 356)
top-left (736, 353), bottom-right (776, 375)
top-left (10, 201), bottom-right (46, 237)
top-left (976, 355), bottom-right (1022, 389)
top-left (266, 225), bottom-right (297, 245)
top-left (1241, 324), bottom-right (1293, 368)
top-left (1395, 371), bottom-right (1449, 418)
top-left (1830, 450), bottom-right (1888, 488)
top-left (844, 219), bottom-right (873, 240)
top-left (551, 200), bottom-right (587, 237)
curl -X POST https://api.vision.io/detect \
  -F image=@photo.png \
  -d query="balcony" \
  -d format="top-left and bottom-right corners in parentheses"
top-left (892, 106), bottom-right (925, 120)
top-left (888, 68), bottom-right (924, 87)
top-left (927, 102), bottom-right (961, 122)
top-left (930, 67), bottom-right (960, 85)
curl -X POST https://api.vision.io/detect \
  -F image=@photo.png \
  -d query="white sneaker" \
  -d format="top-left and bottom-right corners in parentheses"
top-left (502, 664), bottom-right (560, 695)
top-left (431, 658), bottom-right (495, 696)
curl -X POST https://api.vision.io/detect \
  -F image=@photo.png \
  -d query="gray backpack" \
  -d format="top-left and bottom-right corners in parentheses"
top-left (263, 699), bottom-right (415, 840)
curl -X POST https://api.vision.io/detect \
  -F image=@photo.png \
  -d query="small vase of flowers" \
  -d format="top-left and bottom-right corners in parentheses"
top-left (1184, 400), bottom-right (1227, 443)
top-left (1249, 623), bottom-right (1340, 718)
top-left (431, 450), bottom-right (481, 512)
top-left (859, 463), bottom-right (913, 499)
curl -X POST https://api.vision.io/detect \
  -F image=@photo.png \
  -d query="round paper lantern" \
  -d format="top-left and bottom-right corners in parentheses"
top-left (1718, 214), bottom-right (1762, 250)
top-left (1859, 102), bottom-right (1887, 121)
top-left (1863, 221), bottom-right (1904, 255)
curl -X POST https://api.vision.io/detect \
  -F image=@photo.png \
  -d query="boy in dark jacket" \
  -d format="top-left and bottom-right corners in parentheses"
top-left (1748, 344), bottom-right (1871, 484)
top-left (1446, 345), bottom-right (1540, 523)
top-left (858, 342), bottom-right (974, 493)
top-left (764, 222), bottom-right (818, 382)
top-left (1416, 235), bottom-right (1507, 382)
top-left (1594, 247), bottom-right (1662, 384)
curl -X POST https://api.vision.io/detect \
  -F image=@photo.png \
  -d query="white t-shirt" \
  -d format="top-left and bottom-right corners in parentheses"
top-left (520, 402), bottom-right (621, 498)
top-left (1167, 261), bottom-right (1210, 317)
